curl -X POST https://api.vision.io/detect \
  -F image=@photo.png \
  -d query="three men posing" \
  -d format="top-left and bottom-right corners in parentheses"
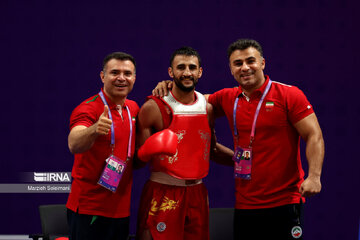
top-left (66, 39), bottom-right (324, 240)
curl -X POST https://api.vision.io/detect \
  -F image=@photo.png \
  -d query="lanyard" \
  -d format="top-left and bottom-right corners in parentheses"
top-left (98, 91), bottom-right (133, 160)
top-left (233, 80), bottom-right (272, 147)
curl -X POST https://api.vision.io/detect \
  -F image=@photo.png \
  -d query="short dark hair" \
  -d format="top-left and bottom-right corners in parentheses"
top-left (227, 39), bottom-right (263, 59)
top-left (169, 46), bottom-right (202, 67)
top-left (102, 52), bottom-right (136, 71)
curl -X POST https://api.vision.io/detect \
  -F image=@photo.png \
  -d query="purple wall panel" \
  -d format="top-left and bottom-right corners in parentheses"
top-left (1, 0), bottom-right (359, 239)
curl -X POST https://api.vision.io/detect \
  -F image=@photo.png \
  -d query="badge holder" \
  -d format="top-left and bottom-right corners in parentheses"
top-left (97, 91), bottom-right (133, 193)
top-left (98, 154), bottom-right (127, 192)
top-left (232, 79), bottom-right (272, 181)
top-left (233, 147), bottom-right (252, 180)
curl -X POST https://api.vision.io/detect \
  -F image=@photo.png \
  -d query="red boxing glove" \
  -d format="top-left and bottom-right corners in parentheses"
top-left (138, 129), bottom-right (178, 162)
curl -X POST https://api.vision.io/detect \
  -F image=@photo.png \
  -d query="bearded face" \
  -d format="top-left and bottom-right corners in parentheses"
top-left (173, 75), bottom-right (198, 92)
top-left (169, 55), bottom-right (202, 93)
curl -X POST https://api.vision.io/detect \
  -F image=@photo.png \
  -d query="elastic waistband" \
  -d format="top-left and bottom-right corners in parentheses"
top-left (150, 172), bottom-right (202, 186)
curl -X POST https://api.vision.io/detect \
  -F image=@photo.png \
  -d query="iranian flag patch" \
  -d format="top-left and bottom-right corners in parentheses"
top-left (265, 101), bottom-right (274, 111)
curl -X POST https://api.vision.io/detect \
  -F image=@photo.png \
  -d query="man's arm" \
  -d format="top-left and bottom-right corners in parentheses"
top-left (204, 94), bottom-right (210, 102)
top-left (211, 142), bottom-right (234, 166)
top-left (294, 113), bottom-right (325, 197)
top-left (207, 103), bottom-right (234, 166)
top-left (134, 99), bottom-right (164, 168)
top-left (68, 105), bottom-right (112, 154)
top-left (136, 99), bottom-right (164, 146)
top-left (152, 80), bottom-right (173, 97)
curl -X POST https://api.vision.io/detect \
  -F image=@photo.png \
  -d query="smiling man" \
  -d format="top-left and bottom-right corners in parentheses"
top-left (208, 39), bottom-right (325, 239)
top-left (135, 47), bottom-right (233, 240)
top-left (66, 52), bottom-right (139, 240)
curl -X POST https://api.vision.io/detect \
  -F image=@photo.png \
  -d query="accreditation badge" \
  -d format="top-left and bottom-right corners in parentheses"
top-left (98, 155), bottom-right (127, 192)
top-left (232, 146), bottom-right (244, 163)
top-left (234, 147), bottom-right (252, 180)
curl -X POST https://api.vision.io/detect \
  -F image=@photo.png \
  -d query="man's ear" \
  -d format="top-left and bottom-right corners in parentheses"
top-left (229, 63), bottom-right (235, 76)
top-left (168, 67), bottom-right (174, 78)
top-left (100, 71), bottom-right (105, 83)
top-left (198, 67), bottom-right (203, 78)
top-left (261, 57), bottom-right (265, 70)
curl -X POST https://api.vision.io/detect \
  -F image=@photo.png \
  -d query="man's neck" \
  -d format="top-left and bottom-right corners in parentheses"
top-left (103, 90), bottom-right (126, 107)
top-left (171, 86), bottom-right (195, 104)
top-left (112, 97), bottom-right (126, 107)
top-left (241, 77), bottom-right (266, 97)
top-left (242, 88), bottom-right (254, 98)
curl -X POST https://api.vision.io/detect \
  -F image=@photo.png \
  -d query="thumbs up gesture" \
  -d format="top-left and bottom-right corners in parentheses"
top-left (95, 105), bottom-right (113, 135)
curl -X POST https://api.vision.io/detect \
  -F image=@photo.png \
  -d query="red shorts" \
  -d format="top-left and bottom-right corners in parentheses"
top-left (136, 180), bottom-right (209, 240)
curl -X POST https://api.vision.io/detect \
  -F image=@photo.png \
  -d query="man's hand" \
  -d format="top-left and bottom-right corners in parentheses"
top-left (299, 175), bottom-right (321, 197)
top-left (152, 80), bottom-right (173, 97)
top-left (294, 113), bottom-right (324, 198)
top-left (95, 105), bottom-right (113, 135)
top-left (68, 105), bottom-right (114, 154)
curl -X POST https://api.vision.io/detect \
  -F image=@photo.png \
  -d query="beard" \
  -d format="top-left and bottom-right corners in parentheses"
top-left (174, 76), bottom-right (198, 92)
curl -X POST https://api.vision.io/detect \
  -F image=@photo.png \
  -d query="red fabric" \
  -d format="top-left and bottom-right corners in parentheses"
top-left (136, 181), bottom-right (209, 240)
top-left (150, 92), bottom-right (211, 179)
top-left (66, 89), bottom-right (139, 218)
top-left (208, 76), bottom-right (314, 209)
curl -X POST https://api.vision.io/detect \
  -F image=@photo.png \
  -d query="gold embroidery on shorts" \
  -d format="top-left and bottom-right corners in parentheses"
top-left (149, 196), bottom-right (179, 216)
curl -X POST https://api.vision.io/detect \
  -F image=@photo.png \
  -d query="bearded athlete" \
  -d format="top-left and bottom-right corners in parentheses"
top-left (135, 46), bottom-right (233, 240)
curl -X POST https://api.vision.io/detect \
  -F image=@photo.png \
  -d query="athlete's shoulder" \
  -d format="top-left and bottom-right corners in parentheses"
top-left (194, 90), bottom-right (207, 102)
top-left (125, 98), bottom-right (140, 110)
top-left (194, 90), bottom-right (205, 96)
top-left (140, 97), bottom-right (162, 113)
top-left (145, 95), bottom-right (166, 108)
top-left (138, 97), bottom-right (165, 129)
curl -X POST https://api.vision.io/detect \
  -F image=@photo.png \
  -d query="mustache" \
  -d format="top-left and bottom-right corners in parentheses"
top-left (180, 76), bottom-right (195, 81)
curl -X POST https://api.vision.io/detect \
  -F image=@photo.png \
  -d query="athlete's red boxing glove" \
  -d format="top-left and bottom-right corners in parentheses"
top-left (138, 129), bottom-right (178, 162)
